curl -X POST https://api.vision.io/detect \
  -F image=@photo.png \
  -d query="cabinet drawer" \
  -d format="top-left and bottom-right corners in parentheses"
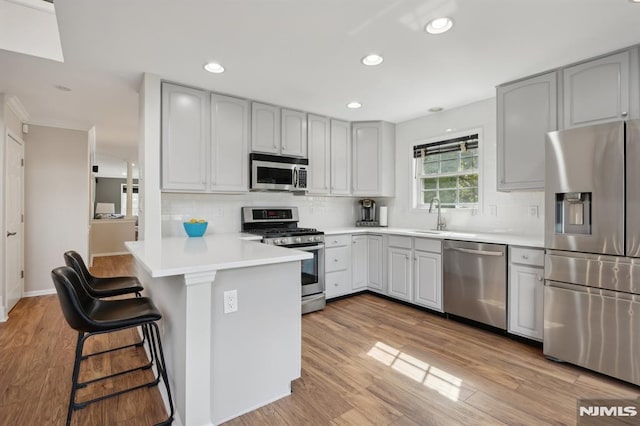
top-left (415, 238), bottom-right (441, 254)
top-left (510, 246), bottom-right (544, 267)
top-left (326, 246), bottom-right (350, 272)
top-left (388, 235), bottom-right (412, 249)
top-left (326, 270), bottom-right (351, 299)
top-left (325, 234), bottom-right (351, 248)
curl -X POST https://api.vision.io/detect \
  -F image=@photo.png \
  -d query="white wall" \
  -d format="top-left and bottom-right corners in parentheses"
top-left (162, 192), bottom-right (360, 237)
top-left (388, 97), bottom-right (544, 235)
top-left (24, 125), bottom-right (89, 294)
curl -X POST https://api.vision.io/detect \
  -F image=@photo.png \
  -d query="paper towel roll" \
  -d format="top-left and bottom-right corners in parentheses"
top-left (379, 206), bottom-right (388, 227)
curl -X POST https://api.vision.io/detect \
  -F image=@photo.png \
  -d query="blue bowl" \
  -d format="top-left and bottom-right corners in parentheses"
top-left (183, 222), bottom-right (208, 237)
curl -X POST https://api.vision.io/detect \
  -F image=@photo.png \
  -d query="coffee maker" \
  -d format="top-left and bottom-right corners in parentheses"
top-left (356, 199), bottom-right (379, 227)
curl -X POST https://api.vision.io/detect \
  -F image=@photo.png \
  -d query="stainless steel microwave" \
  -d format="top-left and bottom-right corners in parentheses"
top-left (250, 153), bottom-right (308, 192)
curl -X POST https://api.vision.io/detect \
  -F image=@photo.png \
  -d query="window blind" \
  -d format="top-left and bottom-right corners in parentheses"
top-left (413, 134), bottom-right (479, 158)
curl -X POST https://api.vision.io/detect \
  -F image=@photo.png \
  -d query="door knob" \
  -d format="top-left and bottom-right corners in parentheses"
top-left (7, 231), bottom-right (17, 237)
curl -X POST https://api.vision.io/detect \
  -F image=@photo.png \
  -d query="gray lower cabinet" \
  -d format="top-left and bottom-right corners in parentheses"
top-left (351, 235), bottom-right (368, 291)
top-left (413, 238), bottom-right (442, 311)
top-left (367, 235), bottom-right (383, 293)
top-left (562, 49), bottom-right (637, 129)
top-left (352, 234), bottom-right (383, 292)
top-left (387, 236), bottom-right (413, 301)
top-left (508, 246), bottom-right (544, 341)
top-left (325, 235), bottom-right (351, 299)
top-left (497, 72), bottom-right (557, 191)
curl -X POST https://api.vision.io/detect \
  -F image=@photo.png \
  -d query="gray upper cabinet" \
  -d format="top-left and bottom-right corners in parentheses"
top-left (562, 50), bottom-right (635, 129)
top-left (161, 83), bottom-right (209, 191)
top-left (251, 102), bottom-right (281, 154)
top-left (330, 119), bottom-right (351, 195)
top-left (307, 114), bottom-right (330, 194)
top-left (162, 83), bottom-right (249, 193)
top-left (281, 109), bottom-right (307, 157)
top-left (352, 121), bottom-right (395, 197)
top-left (497, 72), bottom-right (557, 191)
top-left (210, 94), bottom-right (250, 192)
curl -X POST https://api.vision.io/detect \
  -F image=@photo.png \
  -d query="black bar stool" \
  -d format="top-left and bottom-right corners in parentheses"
top-left (64, 250), bottom-right (143, 298)
top-left (64, 250), bottom-right (148, 358)
top-left (51, 266), bottom-right (174, 426)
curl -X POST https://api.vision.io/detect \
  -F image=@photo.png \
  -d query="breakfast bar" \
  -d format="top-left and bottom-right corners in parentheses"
top-left (126, 234), bottom-right (312, 425)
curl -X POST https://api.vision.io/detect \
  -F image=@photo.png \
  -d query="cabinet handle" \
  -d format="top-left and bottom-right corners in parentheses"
top-left (334, 259), bottom-right (339, 262)
top-left (7, 231), bottom-right (17, 237)
top-left (622, 111), bottom-right (628, 117)
top-left (334, 283), bottom-right (339, 287)
top-left (538, 276), bottom-right (543, 281)
top-left (522, 255), bottom-right (529, 260)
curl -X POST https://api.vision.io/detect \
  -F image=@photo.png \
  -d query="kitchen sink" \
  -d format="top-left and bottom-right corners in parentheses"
top-left (413, 230), bottom-right (446, 235)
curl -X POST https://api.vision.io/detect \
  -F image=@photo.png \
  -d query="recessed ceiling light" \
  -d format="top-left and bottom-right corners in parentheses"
top-left (630, 0), bottom-right (640, 3)
top-left (347, 101), bottom-right (362, 109)
top-left (204, 62), bottom-right (225, 73)
top-left (425, 17), bottom-right (453, 34)
top-left (121, 172), bottom-right (127, 176)
top-left (54, 85), bottom-right (72, 92)
top-left (445, 128), bottom-right (454, 132)
top-left (429, 107), bottom-right (444, 112)
top-left (362, 54), bottom-right (384, 66)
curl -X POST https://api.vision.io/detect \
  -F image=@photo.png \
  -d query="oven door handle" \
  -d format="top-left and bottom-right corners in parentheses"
top-left (292, 244), bottom-right (325, 251)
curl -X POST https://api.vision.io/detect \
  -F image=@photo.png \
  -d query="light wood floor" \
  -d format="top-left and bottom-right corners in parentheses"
top-left (1, 255), bottom-right (638, 425)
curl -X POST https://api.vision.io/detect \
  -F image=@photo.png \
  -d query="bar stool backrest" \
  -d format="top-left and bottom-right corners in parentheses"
top-left (51, 266), bottom-right (97, 333)
top-left (64, 250), bottom-right (95, 288)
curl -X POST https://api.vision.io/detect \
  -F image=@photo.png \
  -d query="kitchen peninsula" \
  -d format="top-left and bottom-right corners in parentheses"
top-left (125, 234), bottom-right (312, 425)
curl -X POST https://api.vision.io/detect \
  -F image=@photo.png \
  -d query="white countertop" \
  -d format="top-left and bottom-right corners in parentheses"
top-left (126, 233), bottom-right (312, 278)
top-left (323, 227), bottom-right (544, 248)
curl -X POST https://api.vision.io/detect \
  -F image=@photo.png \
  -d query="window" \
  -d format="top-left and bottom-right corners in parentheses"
top-left (414, 133), bottom-right (479, 208)
top-left (120, 184), bottom-right (139, 216)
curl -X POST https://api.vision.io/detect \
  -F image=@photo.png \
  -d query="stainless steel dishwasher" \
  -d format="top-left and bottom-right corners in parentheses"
top-left (443, 240), bottom-right (507, 329)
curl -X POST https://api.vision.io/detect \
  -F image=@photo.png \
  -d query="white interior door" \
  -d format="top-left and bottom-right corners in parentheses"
top-left (5, 133), bottom-right (24, 314)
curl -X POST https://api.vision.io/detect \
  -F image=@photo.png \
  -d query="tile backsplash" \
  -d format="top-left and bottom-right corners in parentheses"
top-left (162, 192), bottom-right (361, 237)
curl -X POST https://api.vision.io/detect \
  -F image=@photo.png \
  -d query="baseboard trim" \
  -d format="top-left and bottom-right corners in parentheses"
top-left (24, 289), bottom-right (57, 298)
top-left (0, 307), bottom-right (7, 322)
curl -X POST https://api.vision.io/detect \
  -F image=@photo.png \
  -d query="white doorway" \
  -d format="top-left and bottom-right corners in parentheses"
top-left (5, 132), bottom-right (24, 315)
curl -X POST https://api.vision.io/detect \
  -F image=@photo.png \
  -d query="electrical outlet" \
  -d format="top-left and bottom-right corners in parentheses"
top-left (223, 290), bottom-right (238, 313)
top-left (528, 205), bottom-right (539, 218)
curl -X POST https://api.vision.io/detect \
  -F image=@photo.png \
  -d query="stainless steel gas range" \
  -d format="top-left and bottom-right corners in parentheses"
top-left (241, 206), bottom-right (326, 314)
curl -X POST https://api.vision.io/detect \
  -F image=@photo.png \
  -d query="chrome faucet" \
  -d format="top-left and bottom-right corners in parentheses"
top-left (429, 198), bottom-right (446, 230)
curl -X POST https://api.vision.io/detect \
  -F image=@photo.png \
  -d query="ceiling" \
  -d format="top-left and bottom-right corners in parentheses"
top-left (1, 0), bottom-right (640, 163)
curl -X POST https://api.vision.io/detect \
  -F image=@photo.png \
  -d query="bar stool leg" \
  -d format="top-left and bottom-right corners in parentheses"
top-left (67, 332), bottom-right (85, 426)
top-left (149, 322), bottom-right (175, 425)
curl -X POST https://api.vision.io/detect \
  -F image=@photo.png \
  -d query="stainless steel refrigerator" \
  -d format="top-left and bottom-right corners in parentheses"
top-left (544, 119), bottom-right (640, 386)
